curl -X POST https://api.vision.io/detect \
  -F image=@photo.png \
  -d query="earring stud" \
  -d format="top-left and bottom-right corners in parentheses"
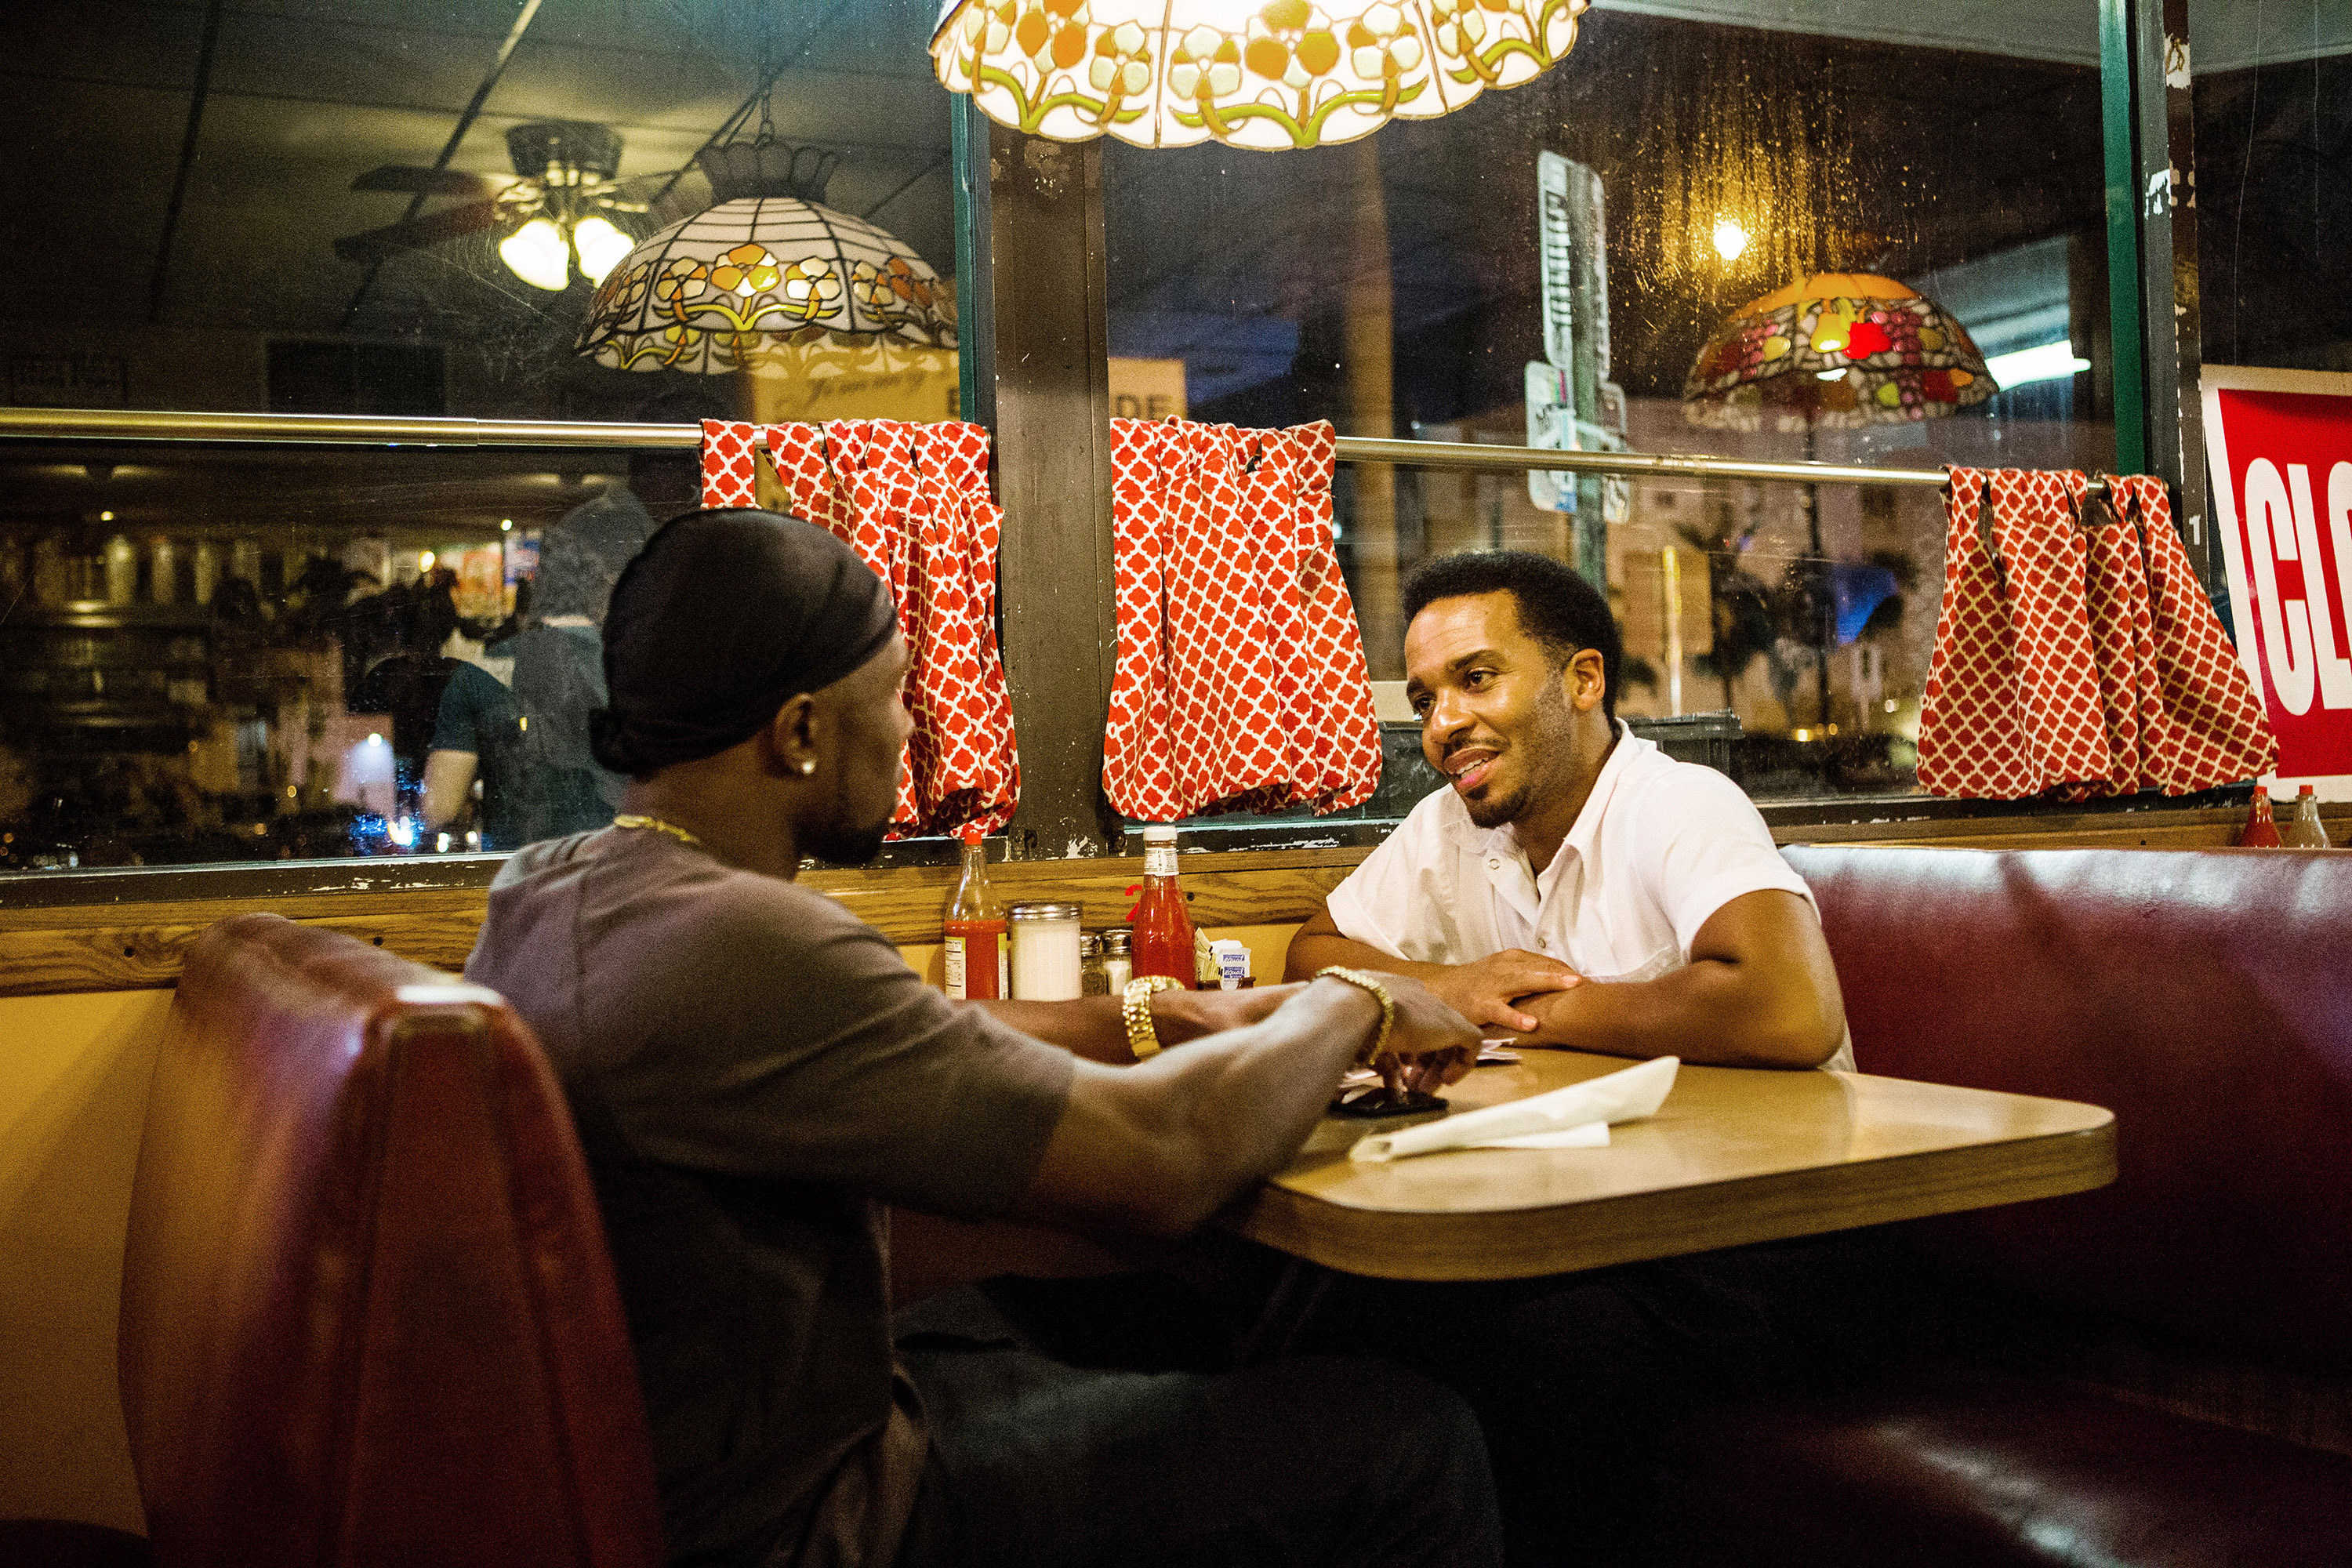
top-left (798, 760), bottom-right (816, 776)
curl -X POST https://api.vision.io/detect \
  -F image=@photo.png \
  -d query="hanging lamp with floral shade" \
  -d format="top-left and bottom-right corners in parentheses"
top-left (1682, 273), bottom-right (1997, 431)
top-left (575, 139), bottom-right (954, 375)
top-left (931, 0), bottom-right (1590, 151)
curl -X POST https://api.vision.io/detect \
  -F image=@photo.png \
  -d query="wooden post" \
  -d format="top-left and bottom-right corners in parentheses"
top-left (1341, 139), bottom-right (1403, 679)
top-left (982, 119), bottom-right (1120, 857)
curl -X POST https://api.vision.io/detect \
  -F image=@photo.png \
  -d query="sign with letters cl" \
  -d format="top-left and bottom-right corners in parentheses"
top-left (2203, 365), bottom-right (2352, 794)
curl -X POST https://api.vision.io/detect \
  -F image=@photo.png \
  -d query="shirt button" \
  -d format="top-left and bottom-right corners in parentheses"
top-left (1486, 858), bottom-right (1501, 870)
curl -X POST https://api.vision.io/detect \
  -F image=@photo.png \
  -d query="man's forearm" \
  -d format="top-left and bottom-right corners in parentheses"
top-left (975, 997), bottom-right (1131, 1062)
top-left (1007, 975), bottom-right (1474, 1237)
top-left (421, 750), bottom-right (476, 831)
top-left (978, 984), bottom-right (1305, 1066)
top-left (1131, 980), bottom-right (1381, 1226)
top-left (1516, 961), bottom-right (1838, 1069)
top-left (1284, 930), bottom-right (1450, 988)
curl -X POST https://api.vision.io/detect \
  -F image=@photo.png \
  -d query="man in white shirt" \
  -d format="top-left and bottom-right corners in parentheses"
top-left (1284, 550), bottom-right (1869, 1567)
top-left (1287, 549), bottom-right (1849, 1071)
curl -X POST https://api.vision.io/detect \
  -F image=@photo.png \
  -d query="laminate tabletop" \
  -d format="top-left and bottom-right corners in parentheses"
top-left (1221, 1049), bottom-right (2116, 1282)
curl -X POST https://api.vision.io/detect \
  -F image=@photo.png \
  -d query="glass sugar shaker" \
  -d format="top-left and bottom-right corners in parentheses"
top-left (1008, 901), bottom-right (1085, 1001)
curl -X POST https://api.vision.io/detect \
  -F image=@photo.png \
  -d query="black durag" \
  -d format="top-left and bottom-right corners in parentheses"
top-left (590, 508), bottom-right (898, 776)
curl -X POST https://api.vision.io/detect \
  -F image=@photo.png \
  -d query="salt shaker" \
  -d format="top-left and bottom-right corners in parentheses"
top-left (1100, 927), bottom-right (1134, 994)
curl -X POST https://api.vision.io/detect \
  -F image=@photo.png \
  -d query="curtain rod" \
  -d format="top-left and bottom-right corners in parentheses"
top-left (0, 407), bottom-right (2113, 497)
top-left (1334, 437), bottom-right (2116, 500)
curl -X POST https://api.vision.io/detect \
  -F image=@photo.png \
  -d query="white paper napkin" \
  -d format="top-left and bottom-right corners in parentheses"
top-left (1348, 1055), bottom-right (1679, 1163)
top-left (1472, 1121), bottom-right (1610, 1150)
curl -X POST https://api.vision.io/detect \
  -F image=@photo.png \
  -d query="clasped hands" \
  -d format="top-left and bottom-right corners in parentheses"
top-left (1153, 971), bottom-right (1484, 1096)
top-left (1422, 948), bottom-right (1584, 1036)
top-left (1156, 951), bottom-right (1582, 1098)
top-left (1363, 951), bottom-right (1584, 1098)
top-left (1341, 950), bottom-right (1577, 1101)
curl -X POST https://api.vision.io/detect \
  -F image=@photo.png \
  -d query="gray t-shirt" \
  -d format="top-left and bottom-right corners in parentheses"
top-left (466, 828), bottom-right (1074, 1568)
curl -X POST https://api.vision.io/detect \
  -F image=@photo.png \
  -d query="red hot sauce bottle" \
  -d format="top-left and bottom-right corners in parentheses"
top-left (943, 824), bottom-right (1009, 999)
top-left (1130, 825), bottom-right (1197, 988)
top-left (2237, 786), bottom-right (2285, 848)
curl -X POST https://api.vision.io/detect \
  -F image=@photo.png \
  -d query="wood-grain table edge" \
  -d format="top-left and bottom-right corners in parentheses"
top-left (1221, 1116), bottom-right (2117, 1282)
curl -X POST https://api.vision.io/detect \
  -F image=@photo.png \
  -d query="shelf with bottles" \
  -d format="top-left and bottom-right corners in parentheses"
top-left (0, 601), bottom-right (216, 730)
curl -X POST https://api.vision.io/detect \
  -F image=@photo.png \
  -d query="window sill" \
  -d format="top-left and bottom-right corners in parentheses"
top-left (0, 782), bottom-right (2285, 913)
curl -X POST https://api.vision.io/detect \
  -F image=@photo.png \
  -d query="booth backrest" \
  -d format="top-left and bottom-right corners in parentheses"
top-left (118, 914), bottom-right (663, 1568)
top-left (1785, 845), bottom-right (2352, 1375)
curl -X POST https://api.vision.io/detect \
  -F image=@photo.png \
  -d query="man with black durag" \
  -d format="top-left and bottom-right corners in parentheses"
top-left (464, 507), bottom-right (1503, 1568)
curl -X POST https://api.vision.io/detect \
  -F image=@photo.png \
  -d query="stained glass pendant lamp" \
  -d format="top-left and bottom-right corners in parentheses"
top-left (575, 139), bottom-right (955, 375)
top-left (1683, 273), bottom-right (1997, 430)
top-left (931, 0), bottom-right (1590, 151)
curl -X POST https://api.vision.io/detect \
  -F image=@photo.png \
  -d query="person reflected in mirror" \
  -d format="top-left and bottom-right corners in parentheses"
top-left (424, 519), bottom-right (627, 849)
top-left (464, 508), bottom-right (1499, 1568)
top-left (345, 569), bottom-right (463, 825)
top-left (423, 392), bottom-right (711, 851)
top-left (1285, 549), bottom-right (1849, 1071)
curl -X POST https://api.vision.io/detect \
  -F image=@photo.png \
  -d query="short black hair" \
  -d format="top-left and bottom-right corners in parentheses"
top-left (1401, 550), bottom-right (1622, 724)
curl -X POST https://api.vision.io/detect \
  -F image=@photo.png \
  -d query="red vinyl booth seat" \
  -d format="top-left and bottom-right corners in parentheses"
top-left (116, 913), bottom-right (663, 1568)
top-left (1793, 844), bottom-right (2352, 1370)
top-left (1660, 846), bottom-right (2352, 1568)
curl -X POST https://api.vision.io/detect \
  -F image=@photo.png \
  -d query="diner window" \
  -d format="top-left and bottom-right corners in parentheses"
top-left (1102, 0), bottom-right (2116, 804)
top-left (0, 0), bottom-right (963, 870)
top-left (2189, 0), bottom-right (2350, 376)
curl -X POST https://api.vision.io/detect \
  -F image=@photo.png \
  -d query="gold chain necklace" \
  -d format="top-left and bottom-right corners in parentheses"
top-left (611, 813), bottom-right (703, 847)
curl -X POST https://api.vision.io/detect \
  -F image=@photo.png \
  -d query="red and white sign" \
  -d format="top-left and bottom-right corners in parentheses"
top-left (2204, 365), bottom-right (2352, 797)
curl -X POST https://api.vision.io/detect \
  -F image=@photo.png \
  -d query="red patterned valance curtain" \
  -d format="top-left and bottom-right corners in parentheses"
top-left (1918, 468), bottom-right (2274, 798)
top-left (699, 419), bottom-right (1018, 837)
top-left (1103, 418), bottom-right (1382, 821)
top-left (2100, 474), bottom-right (2277, 793)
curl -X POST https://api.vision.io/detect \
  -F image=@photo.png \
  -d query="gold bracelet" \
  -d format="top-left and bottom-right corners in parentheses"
top-left (1122, 975), bottom-right (1185, 1060)
top-left (1313, 965), bottom-right (1396, 1065)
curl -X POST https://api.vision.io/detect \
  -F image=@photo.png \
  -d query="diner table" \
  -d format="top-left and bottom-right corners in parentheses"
top-left (1221, 1048), bottom-right (2116, 1291)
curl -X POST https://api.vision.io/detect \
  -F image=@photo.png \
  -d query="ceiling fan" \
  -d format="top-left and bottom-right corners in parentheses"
top-left (334, 121), bottom-right (681, 292)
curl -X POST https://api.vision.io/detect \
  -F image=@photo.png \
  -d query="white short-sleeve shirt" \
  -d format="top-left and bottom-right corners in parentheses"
top-left (1327, 724), bottom-right (1853, 1071)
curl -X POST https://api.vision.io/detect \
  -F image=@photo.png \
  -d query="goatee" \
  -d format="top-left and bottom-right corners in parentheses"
top-left (1464, 782), bottom-right (1530, 829)
top-left (804, 817), bottom-right (891, 866)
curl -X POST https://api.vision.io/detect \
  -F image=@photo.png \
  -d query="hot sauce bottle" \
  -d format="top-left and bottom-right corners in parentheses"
top-left (1130, 825), bottom-right (1196, 987)
top-left (2237, 786), bottom-right (2284, 848)
top-left (943, 824), bottom-right (1009, 999)
top-left (2282, 784), bottom-right (2333, 848)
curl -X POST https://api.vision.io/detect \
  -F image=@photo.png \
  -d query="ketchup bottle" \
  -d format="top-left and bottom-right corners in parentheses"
top-left (942, 824), bottom-right (1008, 999)
top-left (1131, 825), bottom-right (1196, 987)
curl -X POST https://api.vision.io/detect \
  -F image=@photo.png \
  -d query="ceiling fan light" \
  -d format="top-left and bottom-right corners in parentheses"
top-left (571, 215), bottom-right (633, 285)
top-left (501, 217), bottom-right (571, 291)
